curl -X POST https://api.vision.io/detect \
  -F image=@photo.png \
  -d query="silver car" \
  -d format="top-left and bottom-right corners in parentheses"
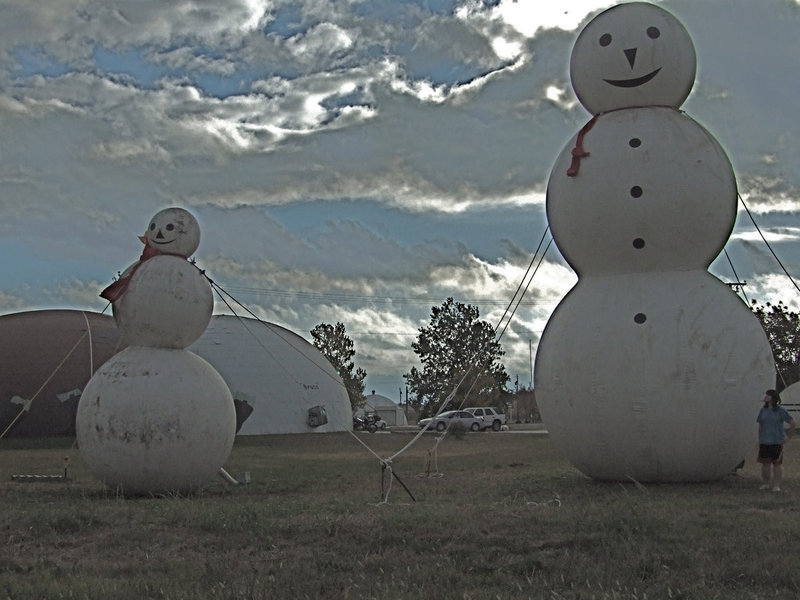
top-left (418, 410), bottom-right (483, 432)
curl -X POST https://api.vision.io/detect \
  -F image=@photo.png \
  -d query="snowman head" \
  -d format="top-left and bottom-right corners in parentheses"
top-left (570, 2), bottom-right (696, 114)
top-left (144, 207), bottom-right (201, 258)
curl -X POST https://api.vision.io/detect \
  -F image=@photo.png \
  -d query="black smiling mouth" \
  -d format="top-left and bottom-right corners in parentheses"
top-left (603, 67), bottom-right (661, 88)
top-left (152, 239), bottom-right (176, 245)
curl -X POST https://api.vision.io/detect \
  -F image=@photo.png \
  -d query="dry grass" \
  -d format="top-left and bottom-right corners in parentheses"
top-left (2, 430), bottom-right (800, 599)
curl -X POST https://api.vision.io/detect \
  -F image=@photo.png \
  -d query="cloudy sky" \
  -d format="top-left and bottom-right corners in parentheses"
top-left (2, 0), bottom-right (799, 400)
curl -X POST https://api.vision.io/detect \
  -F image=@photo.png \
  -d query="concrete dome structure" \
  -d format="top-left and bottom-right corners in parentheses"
top-left (362, 392), bottom-right (408, 426)
top-left (0, 310), bottom-right (123, 437)
top-left (0, 310), bottom-right (351, 437)
top-left (188, 315), bottom-right (353, 435)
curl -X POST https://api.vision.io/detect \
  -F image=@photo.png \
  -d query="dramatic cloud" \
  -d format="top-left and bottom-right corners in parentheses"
top-left (2, 0), bottom-right (799, 394)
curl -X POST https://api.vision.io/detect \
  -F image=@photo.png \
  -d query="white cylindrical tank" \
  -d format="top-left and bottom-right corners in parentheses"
top-left (76, 346), bottom-right (236, 494)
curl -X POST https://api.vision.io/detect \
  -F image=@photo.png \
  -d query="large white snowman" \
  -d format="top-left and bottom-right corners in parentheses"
top-left (77, 208), bottom-right (236, 494)
top-left (535, 2), bottom-right (774, 482)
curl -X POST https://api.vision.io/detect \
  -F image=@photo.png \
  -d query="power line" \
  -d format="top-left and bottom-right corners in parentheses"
top-left (216, 285), bottom-right (564, 307)
top-left (738, 193), bottom-right (800, 297)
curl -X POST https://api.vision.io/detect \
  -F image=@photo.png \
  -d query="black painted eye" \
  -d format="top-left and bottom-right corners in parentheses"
top-left (647, 26), bottom-right (660, 39)
top-left (166, 223), bottom-right (175, 231)
top-left (149, 223), bottom-right (156, 231)
top-left (599, 33), bottom-right (612, 47)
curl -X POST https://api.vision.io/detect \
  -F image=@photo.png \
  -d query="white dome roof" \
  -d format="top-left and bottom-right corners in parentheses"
top-left (365, 393), bottom-right (398, 409)
top-left (189, 315), bottom-right (352, 434)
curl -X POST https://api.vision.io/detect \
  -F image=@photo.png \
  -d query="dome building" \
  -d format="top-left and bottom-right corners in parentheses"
top-left (0, 311), bottom-right (351, 437)
top-left (362, 391), bottom-right (409, 426)
top-left (778, 382), bottom-right (800, 422)
top-left (0, 310), bottom-right (124, 437)
top-left (188, 315), bottom-right (352, 434)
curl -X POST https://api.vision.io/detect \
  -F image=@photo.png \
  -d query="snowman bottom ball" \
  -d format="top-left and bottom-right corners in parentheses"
top-left (76, 346), bottom-right (236, 495)
top-left (535, 271), bottom-right (774, 482)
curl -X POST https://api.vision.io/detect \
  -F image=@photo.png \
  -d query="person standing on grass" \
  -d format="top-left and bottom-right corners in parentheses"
top-left (757, 389), bottom-right (796, 492)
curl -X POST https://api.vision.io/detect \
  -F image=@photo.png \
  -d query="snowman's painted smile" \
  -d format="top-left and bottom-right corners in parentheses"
top-left (604, 68), bottom-right (661, 88)
top-left (152, 239), bottom-right (177, 245)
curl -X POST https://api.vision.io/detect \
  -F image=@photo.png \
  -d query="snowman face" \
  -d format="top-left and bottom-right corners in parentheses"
top-left (570, 2), bottom-right (696, 114)
top-left (144, 207), bottom-right (200, 257)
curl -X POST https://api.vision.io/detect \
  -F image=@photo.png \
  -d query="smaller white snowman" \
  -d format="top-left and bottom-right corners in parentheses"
top-left (77, 208), bottom-right (236, 494)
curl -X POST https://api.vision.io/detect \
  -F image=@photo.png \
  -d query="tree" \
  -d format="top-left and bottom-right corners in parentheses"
top-left (310, 322), bottom-right (367, 412)
top-left (751, 300), bottom-right (800, 390)
top-left (509, 384), bottom-right (540, 424)
top-left (404, 298), bottom-right (509, 415)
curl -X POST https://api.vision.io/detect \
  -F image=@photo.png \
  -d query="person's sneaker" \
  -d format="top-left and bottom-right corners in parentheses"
top-left (760, 484), bottom-right (771, 490)
top-left (772, 486), bottom-right (782, 492)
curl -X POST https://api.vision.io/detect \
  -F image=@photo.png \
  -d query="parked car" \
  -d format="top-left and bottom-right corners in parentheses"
top-left (418, 410), bottom-right (483, 433)
top-left (463, 407), bottom-right (506, 431)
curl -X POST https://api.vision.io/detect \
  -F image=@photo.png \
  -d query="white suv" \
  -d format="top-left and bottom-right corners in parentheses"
top-left (463, 407), bottom-right (506, 431)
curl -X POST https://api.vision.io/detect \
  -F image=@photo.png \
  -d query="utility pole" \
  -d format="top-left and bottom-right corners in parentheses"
top-left (529, 339), bottom-right (533, 389)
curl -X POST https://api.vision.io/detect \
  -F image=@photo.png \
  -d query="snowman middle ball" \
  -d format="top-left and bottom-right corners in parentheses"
top-left (113, 255), bottom-right (212, 348)
top-left (546, 107), bottom-right (736, 276)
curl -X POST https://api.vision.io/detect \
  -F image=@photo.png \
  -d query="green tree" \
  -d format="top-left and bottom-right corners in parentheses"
top-left (751, 299), bottom-right (800, 390)
top-left (310, 322), bottom-right (367, 411)
top-left (509, 383), bottom-right (539, 424)
top-left (404, 298), bottom-right (509, 415)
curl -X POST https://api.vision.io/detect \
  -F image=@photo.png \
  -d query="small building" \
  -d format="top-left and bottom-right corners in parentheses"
top-left (362, 391), bottom-right (408, 426)
top-left (779, 382), bottom-right (800, 422)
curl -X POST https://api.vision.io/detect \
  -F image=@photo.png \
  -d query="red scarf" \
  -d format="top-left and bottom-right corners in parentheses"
top-left (567, 106), bottom-right (680, 177)
top-left (99, 237), bottom-right (162, 303)
top-left (566, 114), bottom-right (598, 177)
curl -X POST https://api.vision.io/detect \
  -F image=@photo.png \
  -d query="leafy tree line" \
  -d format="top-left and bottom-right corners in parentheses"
top-left (751, 299), bottom-right (800, 390)
top-left (403, 297), bottom-right (509, 417)
top-left (310, 322), bottom-right (366, 412)
top-left (311, 298), bottom-right (512, 417)
top-left (311, 295), bottom-right (800, 421)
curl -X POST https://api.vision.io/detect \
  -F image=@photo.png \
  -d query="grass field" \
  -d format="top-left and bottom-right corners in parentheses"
top-left (2, 429), bottom-right (800, 599)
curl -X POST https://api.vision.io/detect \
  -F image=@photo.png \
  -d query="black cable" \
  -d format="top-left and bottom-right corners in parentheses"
top-left (493, 226), bottom-right (551, 335)
top-left (458, 228), bottom-right (552, 412)
top-left (738, 194), bottom-right (800, 296)
top-left (498, 236), bottom-right (553, 341)
top-left (207, 270), bottom-right (418, 503)
top-left (722, 248), bottom-right (750, 305)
